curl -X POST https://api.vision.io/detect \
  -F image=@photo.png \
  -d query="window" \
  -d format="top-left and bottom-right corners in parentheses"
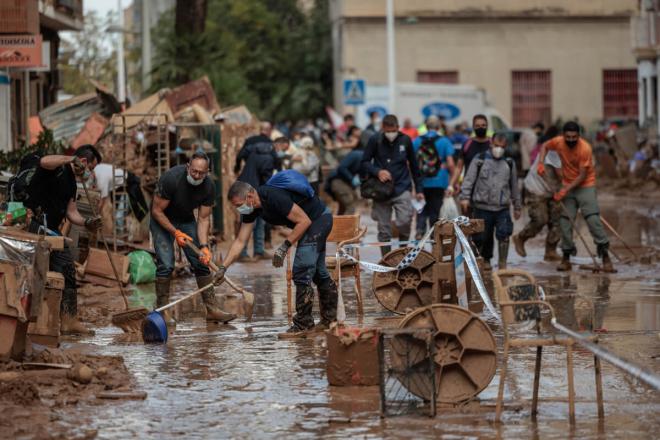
top-left (603, 69), bottom-right (638, 119)
top-left (417, 71), bottom-right (459, 84)
top-left (511, 70), bottom-right (552, 128)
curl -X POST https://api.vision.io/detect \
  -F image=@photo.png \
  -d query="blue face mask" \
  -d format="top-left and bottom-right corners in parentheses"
top-left (237, 201), bottom-right (253, 215)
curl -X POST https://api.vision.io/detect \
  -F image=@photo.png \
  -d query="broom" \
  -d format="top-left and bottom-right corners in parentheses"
top-left (184, 240), bottom-right (255, 321)
top-left (80, 178), bottom-right (148, 332)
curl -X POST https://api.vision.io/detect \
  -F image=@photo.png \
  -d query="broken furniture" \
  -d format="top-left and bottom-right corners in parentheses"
top-left (0, 228), bottom-right (50, 360)
top-left (492, 269), bottom-right (604, 423)
top-left (27, 271), bottom-right (64, 347)
top-left (326, 325), bottom-right (379, 386)
top-left (372, 220), bottom-right (484, 314)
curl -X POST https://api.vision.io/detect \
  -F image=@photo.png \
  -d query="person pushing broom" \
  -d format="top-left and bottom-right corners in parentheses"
top-left (150, 151), bottom-right (236, 324)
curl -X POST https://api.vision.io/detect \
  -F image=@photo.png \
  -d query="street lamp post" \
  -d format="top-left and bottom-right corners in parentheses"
top-left (386, 0), bottom-right (396, 114)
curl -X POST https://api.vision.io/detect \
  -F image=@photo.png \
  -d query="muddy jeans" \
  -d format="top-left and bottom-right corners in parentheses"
top-left (150, 218), bottom-right (210, 278)
top-left (559, 186), bottom-right (609, 256)
top-left (473, 208), bottom-right (513, 261)
top-left (330, 179), bottom-right (357, 215)
top-left (518, 192), bottom-right (561, 248)
top-left (371, 190), bottom-right (414, 244)
top-left (292, 210), bottom-right (336, 328)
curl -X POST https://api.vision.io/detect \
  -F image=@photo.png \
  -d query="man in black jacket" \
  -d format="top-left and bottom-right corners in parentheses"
top-left (361, 114), bottom-right (424, 256)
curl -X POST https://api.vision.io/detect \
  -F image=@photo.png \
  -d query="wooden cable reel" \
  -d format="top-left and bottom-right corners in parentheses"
top-left (392, 304), bottom-right (497, 404)
top-left (372, 248), bottom-right (436, 314)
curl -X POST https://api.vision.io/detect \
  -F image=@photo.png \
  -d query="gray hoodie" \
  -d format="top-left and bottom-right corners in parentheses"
top-left (460, 152), bottom-right (521, 212)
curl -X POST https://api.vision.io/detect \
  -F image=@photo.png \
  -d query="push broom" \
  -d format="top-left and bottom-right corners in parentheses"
top-left (80, 178), bottom-right (148, 332)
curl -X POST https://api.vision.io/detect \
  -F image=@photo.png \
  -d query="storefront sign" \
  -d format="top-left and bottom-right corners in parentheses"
top-left (0, 35), bottom-right (42, 68)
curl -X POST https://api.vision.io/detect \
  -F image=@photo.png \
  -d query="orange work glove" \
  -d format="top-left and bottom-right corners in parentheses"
top-left (537, 161), bottom-right (546, 176)
top-left (553, 188), bottom-right (568, 201)
top-left (174, 229), bottom-right (193, 247)
top-left (199, 246), bottom-right (212, 266)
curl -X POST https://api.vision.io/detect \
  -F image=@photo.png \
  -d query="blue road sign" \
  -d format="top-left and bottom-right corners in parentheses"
top-left (343, 79), bottom-right (366, 106)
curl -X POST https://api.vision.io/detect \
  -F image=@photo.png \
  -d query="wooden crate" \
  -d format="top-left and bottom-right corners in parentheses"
top-left (28, 272), bottom-right (64, 347)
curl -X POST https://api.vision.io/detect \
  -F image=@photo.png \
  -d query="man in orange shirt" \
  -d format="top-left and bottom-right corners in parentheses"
top-left (537, 121), bottom-right (614, 272)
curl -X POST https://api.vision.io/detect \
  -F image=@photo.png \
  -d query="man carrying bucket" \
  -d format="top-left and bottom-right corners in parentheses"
top-left (221, 171), bottom-right (337, 336)
top-left (150, 151), bottom-right (236, 323)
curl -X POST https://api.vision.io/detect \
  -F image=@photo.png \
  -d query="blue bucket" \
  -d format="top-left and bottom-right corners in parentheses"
top-left (142, 311), bottom-right (168, 343)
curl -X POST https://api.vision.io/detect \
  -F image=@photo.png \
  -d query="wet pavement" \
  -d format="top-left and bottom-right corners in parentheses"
top-left (50, 193), bottom-right (659, 439)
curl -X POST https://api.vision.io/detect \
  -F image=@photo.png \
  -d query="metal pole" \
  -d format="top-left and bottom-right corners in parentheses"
top-left (141, 0), bottom-right (152, 94)
top-left (23, 70), bottom-right (30, 145)
top-left (117, 0), bottom-right (126, 104)
top-left (386, 0), bottom-right (396, 114)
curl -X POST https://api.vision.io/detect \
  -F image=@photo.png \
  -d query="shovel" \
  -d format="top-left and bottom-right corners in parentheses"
top-left (184, 240), bottom-right (255, 321)
top-left (80, 179), bottom-right (148, 332)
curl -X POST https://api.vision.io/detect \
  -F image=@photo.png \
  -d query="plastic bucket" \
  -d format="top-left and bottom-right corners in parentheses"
top-left (142, 311), bottom-right (168, 343)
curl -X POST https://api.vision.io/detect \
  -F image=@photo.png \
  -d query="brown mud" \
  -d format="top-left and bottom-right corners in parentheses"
top-left (1, 192), bottom-right (659, 439)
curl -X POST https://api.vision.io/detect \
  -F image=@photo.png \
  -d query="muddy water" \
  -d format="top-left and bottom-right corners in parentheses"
top-left (52, 197), bottom-right (659, 439)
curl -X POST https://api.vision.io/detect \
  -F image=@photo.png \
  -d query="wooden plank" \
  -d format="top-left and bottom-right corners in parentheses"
top-left (80, 273), bottom-right (117, 288)
top-left (84, 247), bottom-right (130, 284)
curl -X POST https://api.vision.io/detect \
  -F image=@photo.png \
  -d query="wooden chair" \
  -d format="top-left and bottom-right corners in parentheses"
top-left (492, 269), bottom-right (604, 424)
top-left (286, 215), bottom-right (367, 321)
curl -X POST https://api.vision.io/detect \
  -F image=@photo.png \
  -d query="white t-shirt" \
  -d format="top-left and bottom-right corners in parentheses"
top-left (523, 151), bottom-right (562, 198)
top-left (94, 163), bottom-right (125, 198)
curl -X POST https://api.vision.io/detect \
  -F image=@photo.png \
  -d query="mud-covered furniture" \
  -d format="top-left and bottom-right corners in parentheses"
top-left (285, 215), bottom-right (366, 320)
top-left (492, 269), bottom-right (604, 424)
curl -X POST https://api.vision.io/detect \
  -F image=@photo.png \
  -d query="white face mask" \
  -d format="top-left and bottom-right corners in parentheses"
top-left (384, 132), bottom-right (398, 142)
top-left (187, 174), bottom-right (204, 186)
top-left (492, 147), bottom-right (505, 159)
top-left (237, 201), bottom-right (253, 215)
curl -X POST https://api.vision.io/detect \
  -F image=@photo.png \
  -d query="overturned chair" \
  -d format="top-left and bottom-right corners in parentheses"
top-left (286, 214), bottom-right (367, 320)
top-left (492, 269), bottom-right (604, 423)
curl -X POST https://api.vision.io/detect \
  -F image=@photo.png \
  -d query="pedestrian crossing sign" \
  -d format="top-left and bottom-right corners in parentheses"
top-left (343, 79), bottom-right (365, 105)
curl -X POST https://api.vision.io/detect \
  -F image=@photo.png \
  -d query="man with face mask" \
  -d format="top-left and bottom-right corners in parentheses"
top-left (459, 133), bottom-right (521, 270)
top-left (221, 177), bottom-right (337, 336)
top-left (455, 114), bottom-right (492, 187)
top-left (150, 151), bottom-right (236, 324)
top-left (361, 114), bottom-right (424, 256)
top-left (25, 144), bottom-right (103, 335)
top-left (537, 121), bottom-right (614, 272)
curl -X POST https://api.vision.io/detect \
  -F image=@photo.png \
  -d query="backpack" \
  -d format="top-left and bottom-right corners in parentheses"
top-left (7, 153), bottom-right (41, 203)
top-left (470, 152), bottom-right (514, 201)
top-left (416, 135), bottom-right (441, 177)
top-left (265, 169), bottom-right (315, 198)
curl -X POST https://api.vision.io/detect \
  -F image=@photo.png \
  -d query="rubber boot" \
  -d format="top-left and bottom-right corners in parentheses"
top-left (601, 253), bottom-right (616, 273)
top-left (155, 277), bottom-right (175, 326)
top-left (483, 260), bottom-right (492, 271)
top-left (282, 284), bottom-right (315, 336)
top-left (557, 252), bottom-right (572, 271)
top-left (312, 278), bottom-right (338, 332)
top-left (61, 314), bottom-right (95, 336)
top-left (498, 240), bottom-right (510, 269)
top-left (543, 245), bottom-right (562, 262)
top-left (380, 245), bottom-right (392, 258)
top-left (512, 234), bottom-right (526, 257)
top-left (197, 275), bottom-right (236, 323)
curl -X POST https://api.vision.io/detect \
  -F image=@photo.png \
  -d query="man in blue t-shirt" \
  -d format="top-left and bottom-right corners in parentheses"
top-left (412, 115), bottom-right (456, 239)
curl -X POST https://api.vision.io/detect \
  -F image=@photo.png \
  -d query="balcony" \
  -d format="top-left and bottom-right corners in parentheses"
top-left (39, 0), bottom-right (83, 31)
top-left (632, 14), bottom-right (660, 58)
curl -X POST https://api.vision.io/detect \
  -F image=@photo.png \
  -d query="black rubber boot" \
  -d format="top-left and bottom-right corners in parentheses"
top-left (557, 252), bottom-right (572, 271)
top-left (313, 278), bottom-right (338, 331)
top-left (498, 240), bottom-right (510, 269)
top-left (197, 275), bottom-right (236, 323)
top-left (287, 284), bottom-right (315, 333)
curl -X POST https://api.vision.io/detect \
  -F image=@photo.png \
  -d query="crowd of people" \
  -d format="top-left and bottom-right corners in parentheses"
top-left (231, 111), bottom-right (615, 275)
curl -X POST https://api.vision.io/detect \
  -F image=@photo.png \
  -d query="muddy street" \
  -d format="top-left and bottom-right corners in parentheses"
top-left (2, 194), bottom-right (655, 439)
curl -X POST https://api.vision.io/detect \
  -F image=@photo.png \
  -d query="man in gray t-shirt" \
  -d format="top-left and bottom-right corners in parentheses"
top-left (513, 151), bottom-right (563, 261)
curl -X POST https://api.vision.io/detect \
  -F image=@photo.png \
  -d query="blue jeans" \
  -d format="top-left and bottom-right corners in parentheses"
top-left (240, 216), bottom-right (265, 257)
top-left (473, 208), bottom-right (513, 261)
top-left (292, 211), bottom-right (333, 286)
top-left (150, 218), bottom-right (210, 278)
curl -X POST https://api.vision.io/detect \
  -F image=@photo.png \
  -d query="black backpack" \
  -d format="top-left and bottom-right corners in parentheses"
top-left (416, 135), bottom-right (441, 177)
top-left (7, 153), bottom-right (41, 203)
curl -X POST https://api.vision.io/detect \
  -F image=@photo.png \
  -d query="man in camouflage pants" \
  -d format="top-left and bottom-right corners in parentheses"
top-left (513, 149), bottom-right (562, 261)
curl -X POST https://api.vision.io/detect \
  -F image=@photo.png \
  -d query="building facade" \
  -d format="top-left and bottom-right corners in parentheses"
top-left (0, 0), bottom-right (83, 151)
top-left (331, 0), bottom-right (638, 128)
top-left (632, 0), bottom-right (660, 136)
